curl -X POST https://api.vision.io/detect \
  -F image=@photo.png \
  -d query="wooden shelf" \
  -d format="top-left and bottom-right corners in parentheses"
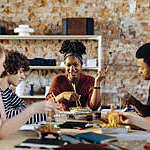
top-left (20, 95), bottom-right (45, 99)
top-left (3, 35), bottom-right (102, 99)
top-left (0, 35), bottom-right (101, 40)
top-left (0, 35), bottom-right (102, 70)
top-left (29, 66), bottom-right (99, 70)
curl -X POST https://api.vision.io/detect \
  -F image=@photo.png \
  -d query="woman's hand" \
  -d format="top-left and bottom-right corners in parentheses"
top-left (94, 67), bottom-right (108, 86)
top-left (62, 91), bottom-right (80, 102)
top-left (30, 101), bottom-right (59, 114)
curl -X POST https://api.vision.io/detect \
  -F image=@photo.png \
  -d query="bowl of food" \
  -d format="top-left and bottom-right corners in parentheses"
top-left (37, 124), bottom-right (60, 137)
top-left (36, 123), bottom-right (61, 140)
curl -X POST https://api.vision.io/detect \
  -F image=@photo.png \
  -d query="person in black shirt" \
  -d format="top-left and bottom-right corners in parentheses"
top-left (122, 43), bottom-right (150, 117)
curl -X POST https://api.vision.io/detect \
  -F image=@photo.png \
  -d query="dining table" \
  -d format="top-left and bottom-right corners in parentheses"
top-left (0, 121), bottom-right (150, 150)
top-left (1, 112), bottom-right (150, 150)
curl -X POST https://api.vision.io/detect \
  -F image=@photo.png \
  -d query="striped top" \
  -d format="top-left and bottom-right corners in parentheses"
top-left (0, 88), bottom-right (47, 124)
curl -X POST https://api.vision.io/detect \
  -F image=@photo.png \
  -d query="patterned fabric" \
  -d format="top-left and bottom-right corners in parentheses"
top-left (46, 73), bottom-right (101, 111)
top-left (0, 88), bottom-right (46, 124)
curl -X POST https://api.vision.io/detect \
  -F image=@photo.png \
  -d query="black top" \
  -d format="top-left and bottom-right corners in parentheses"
top-left (147, 86), bottom-right (150, 105)
top-left (128, 87), bottom-right (150, 117)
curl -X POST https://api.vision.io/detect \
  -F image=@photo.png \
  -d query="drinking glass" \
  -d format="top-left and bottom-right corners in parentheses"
top-left (54, 113), bottom-right (68, 124)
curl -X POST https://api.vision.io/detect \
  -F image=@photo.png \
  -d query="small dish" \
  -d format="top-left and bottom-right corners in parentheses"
top-left (36, 124), bottom-right (58, 133)
top-left (100, 126), bottom-right (130, 134)
top-left (36, 124), bottom-right (61, 139)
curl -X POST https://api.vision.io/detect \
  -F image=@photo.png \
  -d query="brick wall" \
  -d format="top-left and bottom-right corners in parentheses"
top-left (0, 0), bottom-right (149, 104)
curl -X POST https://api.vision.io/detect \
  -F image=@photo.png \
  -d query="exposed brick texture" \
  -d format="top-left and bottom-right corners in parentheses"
top-left (0, 0), bottom-right (149, 104)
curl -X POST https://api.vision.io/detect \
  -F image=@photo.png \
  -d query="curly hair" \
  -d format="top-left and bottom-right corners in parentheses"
top-left (1, 50), bottom-right (30, 77)
top-left (59, 40), bottom-right (86, 65)
top-left (59, 40), bottom-right (86, 56)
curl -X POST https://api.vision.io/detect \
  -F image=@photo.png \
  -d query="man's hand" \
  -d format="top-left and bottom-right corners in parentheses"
top-left (119, 111), bottom-right (143, 126)
top-left (119, 112), bottom-right (133, 124)
top-left (117, 87), bottom-right (138, 108)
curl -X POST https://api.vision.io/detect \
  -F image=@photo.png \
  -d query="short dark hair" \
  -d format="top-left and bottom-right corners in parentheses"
top-left (136, 43), bottom-right (150, 66)
top-left (1, 50), bottom-right (30, 77)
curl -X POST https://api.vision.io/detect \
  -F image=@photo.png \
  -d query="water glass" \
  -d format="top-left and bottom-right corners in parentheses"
top-left (54, 113), bottom-right (68, 124)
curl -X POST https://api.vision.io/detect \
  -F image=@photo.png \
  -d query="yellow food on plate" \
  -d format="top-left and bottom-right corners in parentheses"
top-left (70, 106), bottom-right (83, 110)
top-left (37, 124), bottom-right (58, 133)
top-left (70, 107), bottom-right (91, 112)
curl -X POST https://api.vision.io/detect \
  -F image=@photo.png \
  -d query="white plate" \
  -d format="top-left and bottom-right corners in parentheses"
top-left (71, 111), bottom-right (91, 115)
top-left (100, 126), bottom-right (130, 134)
top-left (63, 111), bottom-right (91, 115)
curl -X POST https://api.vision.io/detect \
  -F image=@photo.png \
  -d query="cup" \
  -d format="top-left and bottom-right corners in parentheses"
top-left (54, 113), bottom-right (68, 124)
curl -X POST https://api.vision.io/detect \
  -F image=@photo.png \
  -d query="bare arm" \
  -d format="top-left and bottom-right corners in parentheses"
top-left (0, 101), bottom-right (53, 139)
top-left (90, 82), bottom-right (101, 107)
top-left (90, 68), bottom-right (107, 107)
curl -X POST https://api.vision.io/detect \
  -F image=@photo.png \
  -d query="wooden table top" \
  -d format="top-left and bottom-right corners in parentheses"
top-left (0, 123), bottom-right (150, 150)
top-left (0, 131), bottom-right (38, 150)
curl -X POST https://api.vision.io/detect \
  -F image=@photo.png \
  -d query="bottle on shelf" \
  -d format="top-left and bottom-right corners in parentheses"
top-left (29, 84), bottom-right (34, 96)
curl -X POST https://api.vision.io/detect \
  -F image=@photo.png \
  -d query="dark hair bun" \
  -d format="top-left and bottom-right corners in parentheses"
top-left (59, 40), bottom-right (86, 56)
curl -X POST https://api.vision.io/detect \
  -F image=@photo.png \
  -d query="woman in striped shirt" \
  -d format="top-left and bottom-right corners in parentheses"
top-left (0, 50), bottom-right (55, 124)
top-left (0, 48), bottom-right (55, 139)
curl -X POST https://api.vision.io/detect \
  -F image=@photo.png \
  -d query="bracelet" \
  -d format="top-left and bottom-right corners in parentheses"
top-left (93, 87), bottom-right (100, 89)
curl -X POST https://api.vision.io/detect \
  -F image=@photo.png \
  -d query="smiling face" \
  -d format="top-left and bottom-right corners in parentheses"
top-left (7, 68), bottom-right (25, 87)
top-left (136, 58), bottom-right (150, 80)
top-left (65, 56), bottom-right (82, 83)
